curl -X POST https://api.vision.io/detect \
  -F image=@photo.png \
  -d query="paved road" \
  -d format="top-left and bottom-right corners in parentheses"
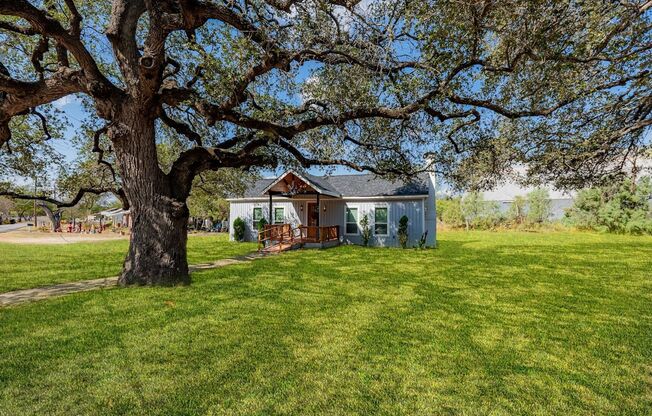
top-left (0, 222), bottom-right (28, 233)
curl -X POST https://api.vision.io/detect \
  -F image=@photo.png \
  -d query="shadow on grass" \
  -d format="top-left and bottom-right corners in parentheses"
top-left (0, 232), bottom-right (651, 415)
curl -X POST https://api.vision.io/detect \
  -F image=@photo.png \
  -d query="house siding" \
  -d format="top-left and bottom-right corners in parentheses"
top-left (229, 198), bottom-right (305, 242)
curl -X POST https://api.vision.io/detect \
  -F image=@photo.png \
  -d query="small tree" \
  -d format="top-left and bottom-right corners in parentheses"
top-left (509, 195), bottom-right (527, 225)
top-left (360, 214), bottom-right (371, 247)
top-left (233, 217), bottom-right (246, 242)
top-left (527, 188), bottom-right (552, 224)
top-left (398, 215), bottom-right (409, 249)
top-left (461, 192), bottom-right (485, 230)
top-left (437, 197), bottom-right (464, 228)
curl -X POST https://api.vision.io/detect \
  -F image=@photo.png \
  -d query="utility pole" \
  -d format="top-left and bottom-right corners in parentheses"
top-left (33, 176), bottom-right (37, 231)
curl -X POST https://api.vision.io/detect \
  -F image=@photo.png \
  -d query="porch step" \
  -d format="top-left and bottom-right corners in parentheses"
top-left (261, 241), bottom-right (303, 253)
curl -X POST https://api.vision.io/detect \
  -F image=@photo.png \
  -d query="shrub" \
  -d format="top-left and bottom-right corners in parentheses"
top-left (398, 215), bottom-right (409, 248)
top-left (440, 194), bottom-right (504, 230)
top-left (437, 197), bottom-right (464, 227)
top-left (360, 214), bottom-right (371, 247)
top-left (564, 187), bottom-right (602, 230)
top-left (565, 176), bottom-right (652, 234)
top-left (474, 201), bottom-right (504, 230)
top-left (233, 217), bottom-right (246, 241)
top-left (257, 217), bottom-right (268, 233)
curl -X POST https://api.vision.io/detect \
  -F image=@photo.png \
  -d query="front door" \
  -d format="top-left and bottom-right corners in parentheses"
top-left (307, 202), bottom-right (319, 241)
top-left (307, 202), bottom-right (319, 226)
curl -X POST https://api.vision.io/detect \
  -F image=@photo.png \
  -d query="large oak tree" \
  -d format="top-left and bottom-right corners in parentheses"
top-left (1, 0), bottom-right (650, 285)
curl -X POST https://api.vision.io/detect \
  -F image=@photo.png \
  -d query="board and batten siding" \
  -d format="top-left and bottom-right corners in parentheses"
top-left (229, 196), bottom-right (434, 247)
top-left (329, 199), bottom-right (428, 247)
top-left (229, 199), bottom-right (304, 242)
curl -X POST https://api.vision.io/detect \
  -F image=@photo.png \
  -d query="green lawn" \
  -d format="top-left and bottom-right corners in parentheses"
top-left (1, 231), bottom-right (651, 415)
top-left (0, 233), bottom-right (256, 292)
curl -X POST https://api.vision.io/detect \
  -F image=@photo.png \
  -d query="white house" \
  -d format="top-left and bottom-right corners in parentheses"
top-left (228, 170), bottom-right (437, 248)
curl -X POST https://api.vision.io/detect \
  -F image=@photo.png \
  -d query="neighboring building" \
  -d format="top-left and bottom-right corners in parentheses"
top-left (479, 158), bottom-right (652, 220)
top-left (101, 208), bottom-right (132, 228)
top-left (228, 170), bottom-right (437, 247)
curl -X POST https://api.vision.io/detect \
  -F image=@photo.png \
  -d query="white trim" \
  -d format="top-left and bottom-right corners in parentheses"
top-left (342, 195), bottom-right (428, 200)
top-left (344, 204), bottom-right (360, 235)
top-left (252, 207), bottom-right (263, 224)
top-left (227, 194), bottom-right (428, 202)
top-left (421, 199), bottom-right (426, 233)
top-left (227, 196), bottom-right (293, 202)
top-left (372, 204), bottom-right (389, 236)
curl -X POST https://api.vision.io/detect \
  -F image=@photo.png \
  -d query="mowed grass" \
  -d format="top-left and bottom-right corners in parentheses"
top-left (0, 233), bottom-right (255, 292)
top-left (1, 231), bottom-right (651, 415)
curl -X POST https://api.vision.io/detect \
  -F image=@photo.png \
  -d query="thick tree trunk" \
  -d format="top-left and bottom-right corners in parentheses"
top-left (111, 106), bottom-right (191, 286)
top-left (120, 197), bottom-right (190, 285)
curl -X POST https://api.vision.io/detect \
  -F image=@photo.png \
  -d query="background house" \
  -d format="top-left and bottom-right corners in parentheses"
top-left (228, 170), bottom-right (437, 247)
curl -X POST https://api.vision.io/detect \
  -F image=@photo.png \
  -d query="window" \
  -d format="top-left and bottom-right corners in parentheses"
top-left (374, 207), bottom-right (388, 235)
top-left (274, 207), bottom-right (285, 224)
top-left (345, 207), bottom-right (359, 234)
top-left (253, 207), bottom-right (263, 223)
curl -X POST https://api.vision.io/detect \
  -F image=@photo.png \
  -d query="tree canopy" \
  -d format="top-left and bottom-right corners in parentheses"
top-left (0, 0), bottom-right (650, 284)
top-left (1, 1), bottom-right (650, 194)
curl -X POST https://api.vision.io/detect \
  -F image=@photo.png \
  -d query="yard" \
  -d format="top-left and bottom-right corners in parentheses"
top-left (0, 233), bottom-right (256, 292)
top-left (0, 231), bottom-right (651, 415)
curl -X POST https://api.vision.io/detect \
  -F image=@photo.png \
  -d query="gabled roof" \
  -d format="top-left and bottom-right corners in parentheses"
top-left (235, 171), bottom-right (430, 199)
top-left (260, 170), bottom-right (341, 197)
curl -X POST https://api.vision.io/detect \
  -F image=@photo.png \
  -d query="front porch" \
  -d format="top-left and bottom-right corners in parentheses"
top-left (258, 171), bottom-right (343, 253)
top-left (258, 224), bottom-right (340, 253)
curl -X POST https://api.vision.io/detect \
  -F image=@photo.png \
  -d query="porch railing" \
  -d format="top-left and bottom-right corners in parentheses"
top-left (258, 224), bottom-right (340, 251)
top-left (297, 225), bottom-right (339, 243)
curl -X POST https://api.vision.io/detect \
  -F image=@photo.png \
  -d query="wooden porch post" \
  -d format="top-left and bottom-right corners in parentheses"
top-left (316, 193), bottom-right (320, 241)
top-left (268, 193), bottom-right (273, 224)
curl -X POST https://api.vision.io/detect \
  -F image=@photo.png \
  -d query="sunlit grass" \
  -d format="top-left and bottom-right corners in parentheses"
top-left (0, 233), bottom-right (255, 292)
top-left (0, 230), bottom-right (650, 415)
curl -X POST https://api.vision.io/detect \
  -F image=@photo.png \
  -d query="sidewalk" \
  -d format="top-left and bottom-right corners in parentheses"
top-left (0, 252), bottom-right (266, 307)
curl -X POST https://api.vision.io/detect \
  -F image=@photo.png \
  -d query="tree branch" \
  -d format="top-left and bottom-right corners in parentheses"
top-left (0, 0), bottom-right (117, 98)
top-left (0, 187), bottom-right (124, 209)
top-left (158, 107), bottom-right (203, 146)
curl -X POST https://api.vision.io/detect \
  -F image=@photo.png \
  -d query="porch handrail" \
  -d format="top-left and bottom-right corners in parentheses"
top-left (258, 224), bottom-right (301, 251)
top-left (258, 224), bottom-right (340, 251)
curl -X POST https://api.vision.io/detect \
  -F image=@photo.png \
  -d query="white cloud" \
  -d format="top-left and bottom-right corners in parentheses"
top-left (52, 95), bottom-right (76, 109)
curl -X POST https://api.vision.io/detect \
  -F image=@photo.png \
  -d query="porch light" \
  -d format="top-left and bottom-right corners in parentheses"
top-left (300, 204), bottom-right (304, 212)
top-left (323, 205), bottom-right (326, 212)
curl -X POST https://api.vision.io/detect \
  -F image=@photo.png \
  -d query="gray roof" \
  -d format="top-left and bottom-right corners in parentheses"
top-left (237, 172), bottom-right (429, 198)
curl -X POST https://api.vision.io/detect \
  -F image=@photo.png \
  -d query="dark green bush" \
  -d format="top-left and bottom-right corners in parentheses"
top-left (360, 214), bottom-right (371, 247)
top-left (565, 176), bottom-right (652, 234)
top-left (398, 215), bottom-right (409, 248)
top-left (233, 217), bottom-right (246, 241)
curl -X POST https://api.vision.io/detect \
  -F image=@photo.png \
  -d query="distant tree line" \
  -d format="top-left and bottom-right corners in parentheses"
top-left (438, 176), bottom-right (652, 235)
top-left (437, 188), bottom-right (553, 231)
